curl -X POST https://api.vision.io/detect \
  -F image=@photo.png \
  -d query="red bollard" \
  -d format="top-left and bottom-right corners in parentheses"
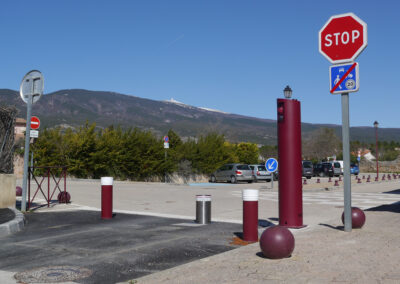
top-left (303, 179), bottom-right (307, 185)
top-left (334, 180), bottom-right (339, 186)
top-left (328, 177), bottom-right (332, 182)
top-left (367, 177), bottom-right (370, 182)
top-left (317, 178), bottom-right (320, 183)
top-left (101, 177), bottom-right (114, 219)
top-left (242, 189), bottom-right (259, 242)
top-left (388, 175), bottom-right (391, 180)
top-left (339, 176), bottom-right (342, 181)
top-left (375, 177), bottom-right (379, 181)
top-left (382, 175), bottom-right (386, 181)
top-left (277, 98), bottom-right (304, 228)
top-left (362, 175), bottom-right (365, 179)
top-left (357, 178), bottom-right (361, 184)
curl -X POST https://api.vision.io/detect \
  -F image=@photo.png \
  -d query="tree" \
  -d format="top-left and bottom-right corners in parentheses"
top-left (302, 128), bottom-right (341, 161)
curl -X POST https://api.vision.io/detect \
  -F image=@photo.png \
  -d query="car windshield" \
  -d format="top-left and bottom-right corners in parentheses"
top-left (303, 161), bottom-right (313, 168)
top-left (334, 162), bottom-right (340, 168)
top-left (237, 165), bottom-right (250, 170)
top-left (258, 166), bottom-right (267, 171)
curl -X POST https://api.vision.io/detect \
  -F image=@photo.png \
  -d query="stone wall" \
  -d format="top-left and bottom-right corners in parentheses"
top-left (0, 174), bottom-right (16, 208)
top-left (360, 157), bottom-right (400, 173)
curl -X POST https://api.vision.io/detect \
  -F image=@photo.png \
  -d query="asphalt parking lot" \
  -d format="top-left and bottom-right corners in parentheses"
top-left (0, 210), bottom-right (241, 284)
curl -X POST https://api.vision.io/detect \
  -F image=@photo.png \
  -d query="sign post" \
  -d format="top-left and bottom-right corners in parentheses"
top-left (319, 13), bottom-right (367, 232)
top-left (19, 70), bottom-right (44, 212)
top-left (164, 136), bottom-right (169, 183)
top-left (265, 158), bottom-right (278, 189)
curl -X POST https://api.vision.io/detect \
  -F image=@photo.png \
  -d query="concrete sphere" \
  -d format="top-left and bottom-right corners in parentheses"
top-left (341, 207), bottom-right (366, 228)
top-left (16, 186), bottom-right (22, 196)
top-left (259, 226), bottom-right (295, 259)
top-left (57, 191), bottom-right (71, 203)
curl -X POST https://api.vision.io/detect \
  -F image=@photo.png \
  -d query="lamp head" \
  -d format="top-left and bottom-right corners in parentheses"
top-left (283, 85), bottom-right (292, 99)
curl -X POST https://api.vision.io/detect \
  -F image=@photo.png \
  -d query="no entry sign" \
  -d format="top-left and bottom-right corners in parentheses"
top-left (319, 13), bottom-right (367, 64)
top-left (30, 116), bottom-right (40, 130)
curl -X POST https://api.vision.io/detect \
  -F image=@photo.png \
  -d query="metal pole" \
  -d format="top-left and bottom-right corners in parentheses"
top-left (21, 96), bottom-right (33, 212)
top-left (341, 93), bottom-right (352, 232)
top-left (164, 150), bottom-right (167, 183)
top-left (375, 126), bottom-right (379, 180)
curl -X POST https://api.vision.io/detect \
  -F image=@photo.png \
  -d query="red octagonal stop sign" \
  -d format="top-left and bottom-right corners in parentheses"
top-left (319, 13), bottom-right (367, 64)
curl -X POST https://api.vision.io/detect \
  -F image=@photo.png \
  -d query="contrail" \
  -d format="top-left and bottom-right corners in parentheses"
top-left (165, 34), bottom-right (185, 48)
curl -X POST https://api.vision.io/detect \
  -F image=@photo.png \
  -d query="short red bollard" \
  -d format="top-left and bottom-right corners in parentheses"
top-left (303, 179), bottom-right (307, 185)
top-left (357, 178), bottom-right (361, 184)
top-left (242, 189), bottom-right (259, 242)
top-left (367, 177), bottom-right (370, 182)
top-left (339, 176), bottom-right (342, 181)
top-left (375, 177), bottom-right (379, 181)
top-left (334, 180), bottom-right (339, 186)
top-left (328, 177), bottom-right (332, 182)
top-left (101, 177), bottom-right (114, 219)
top-left (362, 175), bottom-right (365, 179)
top-left (382, 175), bottom-right (386, 181)
top-left (388, 175), bottom-right (391, 180)
top-left (316, 178), bottom-right (320, 183)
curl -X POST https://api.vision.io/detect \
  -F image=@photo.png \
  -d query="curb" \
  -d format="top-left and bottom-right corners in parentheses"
top-left (0, 207), bottom-right (25, 237)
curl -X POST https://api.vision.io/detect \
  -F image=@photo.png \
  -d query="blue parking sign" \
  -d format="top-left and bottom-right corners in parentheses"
top-left (329, 62), bottom-right (359, 94)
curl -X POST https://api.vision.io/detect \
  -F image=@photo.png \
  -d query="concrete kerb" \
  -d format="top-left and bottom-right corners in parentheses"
top-left (0, 207), bottom-right (25, 237)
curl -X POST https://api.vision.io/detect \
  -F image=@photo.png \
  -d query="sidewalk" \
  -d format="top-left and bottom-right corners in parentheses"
top-left (135, 203), bottom-right (400, 283)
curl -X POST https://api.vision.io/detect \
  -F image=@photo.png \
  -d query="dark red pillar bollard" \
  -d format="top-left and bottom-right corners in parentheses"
top-left (303, 179), bottom-right (307, 185)
top-left (328, 177), bottom-right (332, 182)
top-left (334, 180), bottom-right (339, 186)
top-left (277, 98), bottom-right (304, 228)
top-left (357, 178), bottom-right (362, 184)
top-left (316, 178), bottom-right (320, 183)
top-left (242, 189), bottom-right (259, 242)
top-left (101, 177), bottom-right (113, 219)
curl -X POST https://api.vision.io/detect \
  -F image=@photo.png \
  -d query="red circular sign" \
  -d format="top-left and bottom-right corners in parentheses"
top-left (30, 116), bottom-right (40, 130)
top-left (319, 13), bottom-right (367, 64)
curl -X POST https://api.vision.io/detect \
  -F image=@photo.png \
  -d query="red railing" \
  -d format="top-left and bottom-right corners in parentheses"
top-left (28, 166), bottom-right (67, 209)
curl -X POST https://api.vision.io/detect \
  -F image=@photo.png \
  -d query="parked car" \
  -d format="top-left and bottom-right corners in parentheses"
top-left (210, 164), bottom-right (253, 183)
top-left (302, 160), bottom-right (313, 179)
top-left (249, 164), bottom-right (272, 182)
top-left (313, 162), bottom-right (341, 177)
top-left (336, 160), bottom-right (344, 175)
top-left (350, 163), bottom-right (360, 175)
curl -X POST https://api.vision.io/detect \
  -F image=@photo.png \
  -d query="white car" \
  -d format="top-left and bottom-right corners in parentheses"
top-left (248, 164), bottom-right (272, 182)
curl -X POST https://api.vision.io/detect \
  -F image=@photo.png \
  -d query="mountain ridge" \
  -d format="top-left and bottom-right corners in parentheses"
top-left (1, 88), bottom-right (399, 144)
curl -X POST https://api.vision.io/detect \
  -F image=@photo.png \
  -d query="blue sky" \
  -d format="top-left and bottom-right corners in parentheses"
top-left (1, 0), bottom-right (399, 128)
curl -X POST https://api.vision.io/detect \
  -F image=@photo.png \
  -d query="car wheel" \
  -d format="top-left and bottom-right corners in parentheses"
top-left (210, 175), bottom-right (216, 183)
top-left (230, 176), bottom-right (237, 184)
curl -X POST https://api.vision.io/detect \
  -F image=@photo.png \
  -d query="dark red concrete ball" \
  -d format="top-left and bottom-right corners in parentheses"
top-left (341, 207), bottom-right (366, 228)
top-left (57, 191), bottom-right (71, 203)
top-left (16, 186), bottom-right (22, 196)
top-left (259, 226), bottom-right (295, 259)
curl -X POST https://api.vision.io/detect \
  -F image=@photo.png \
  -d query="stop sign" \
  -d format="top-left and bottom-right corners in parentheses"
top-left (319, 13), bottom-right (367, 64)
top-left (30, 116), bottom-right (40, 130)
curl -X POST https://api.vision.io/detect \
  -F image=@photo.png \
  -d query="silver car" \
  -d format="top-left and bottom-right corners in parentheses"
top-left (210, 164), bottom-right (253, 183)
top-left (249, 164), bottom-right (272, 182)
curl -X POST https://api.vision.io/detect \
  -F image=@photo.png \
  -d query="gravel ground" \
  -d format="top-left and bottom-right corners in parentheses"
top-left (135, 203), bottom-right (400, 284)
